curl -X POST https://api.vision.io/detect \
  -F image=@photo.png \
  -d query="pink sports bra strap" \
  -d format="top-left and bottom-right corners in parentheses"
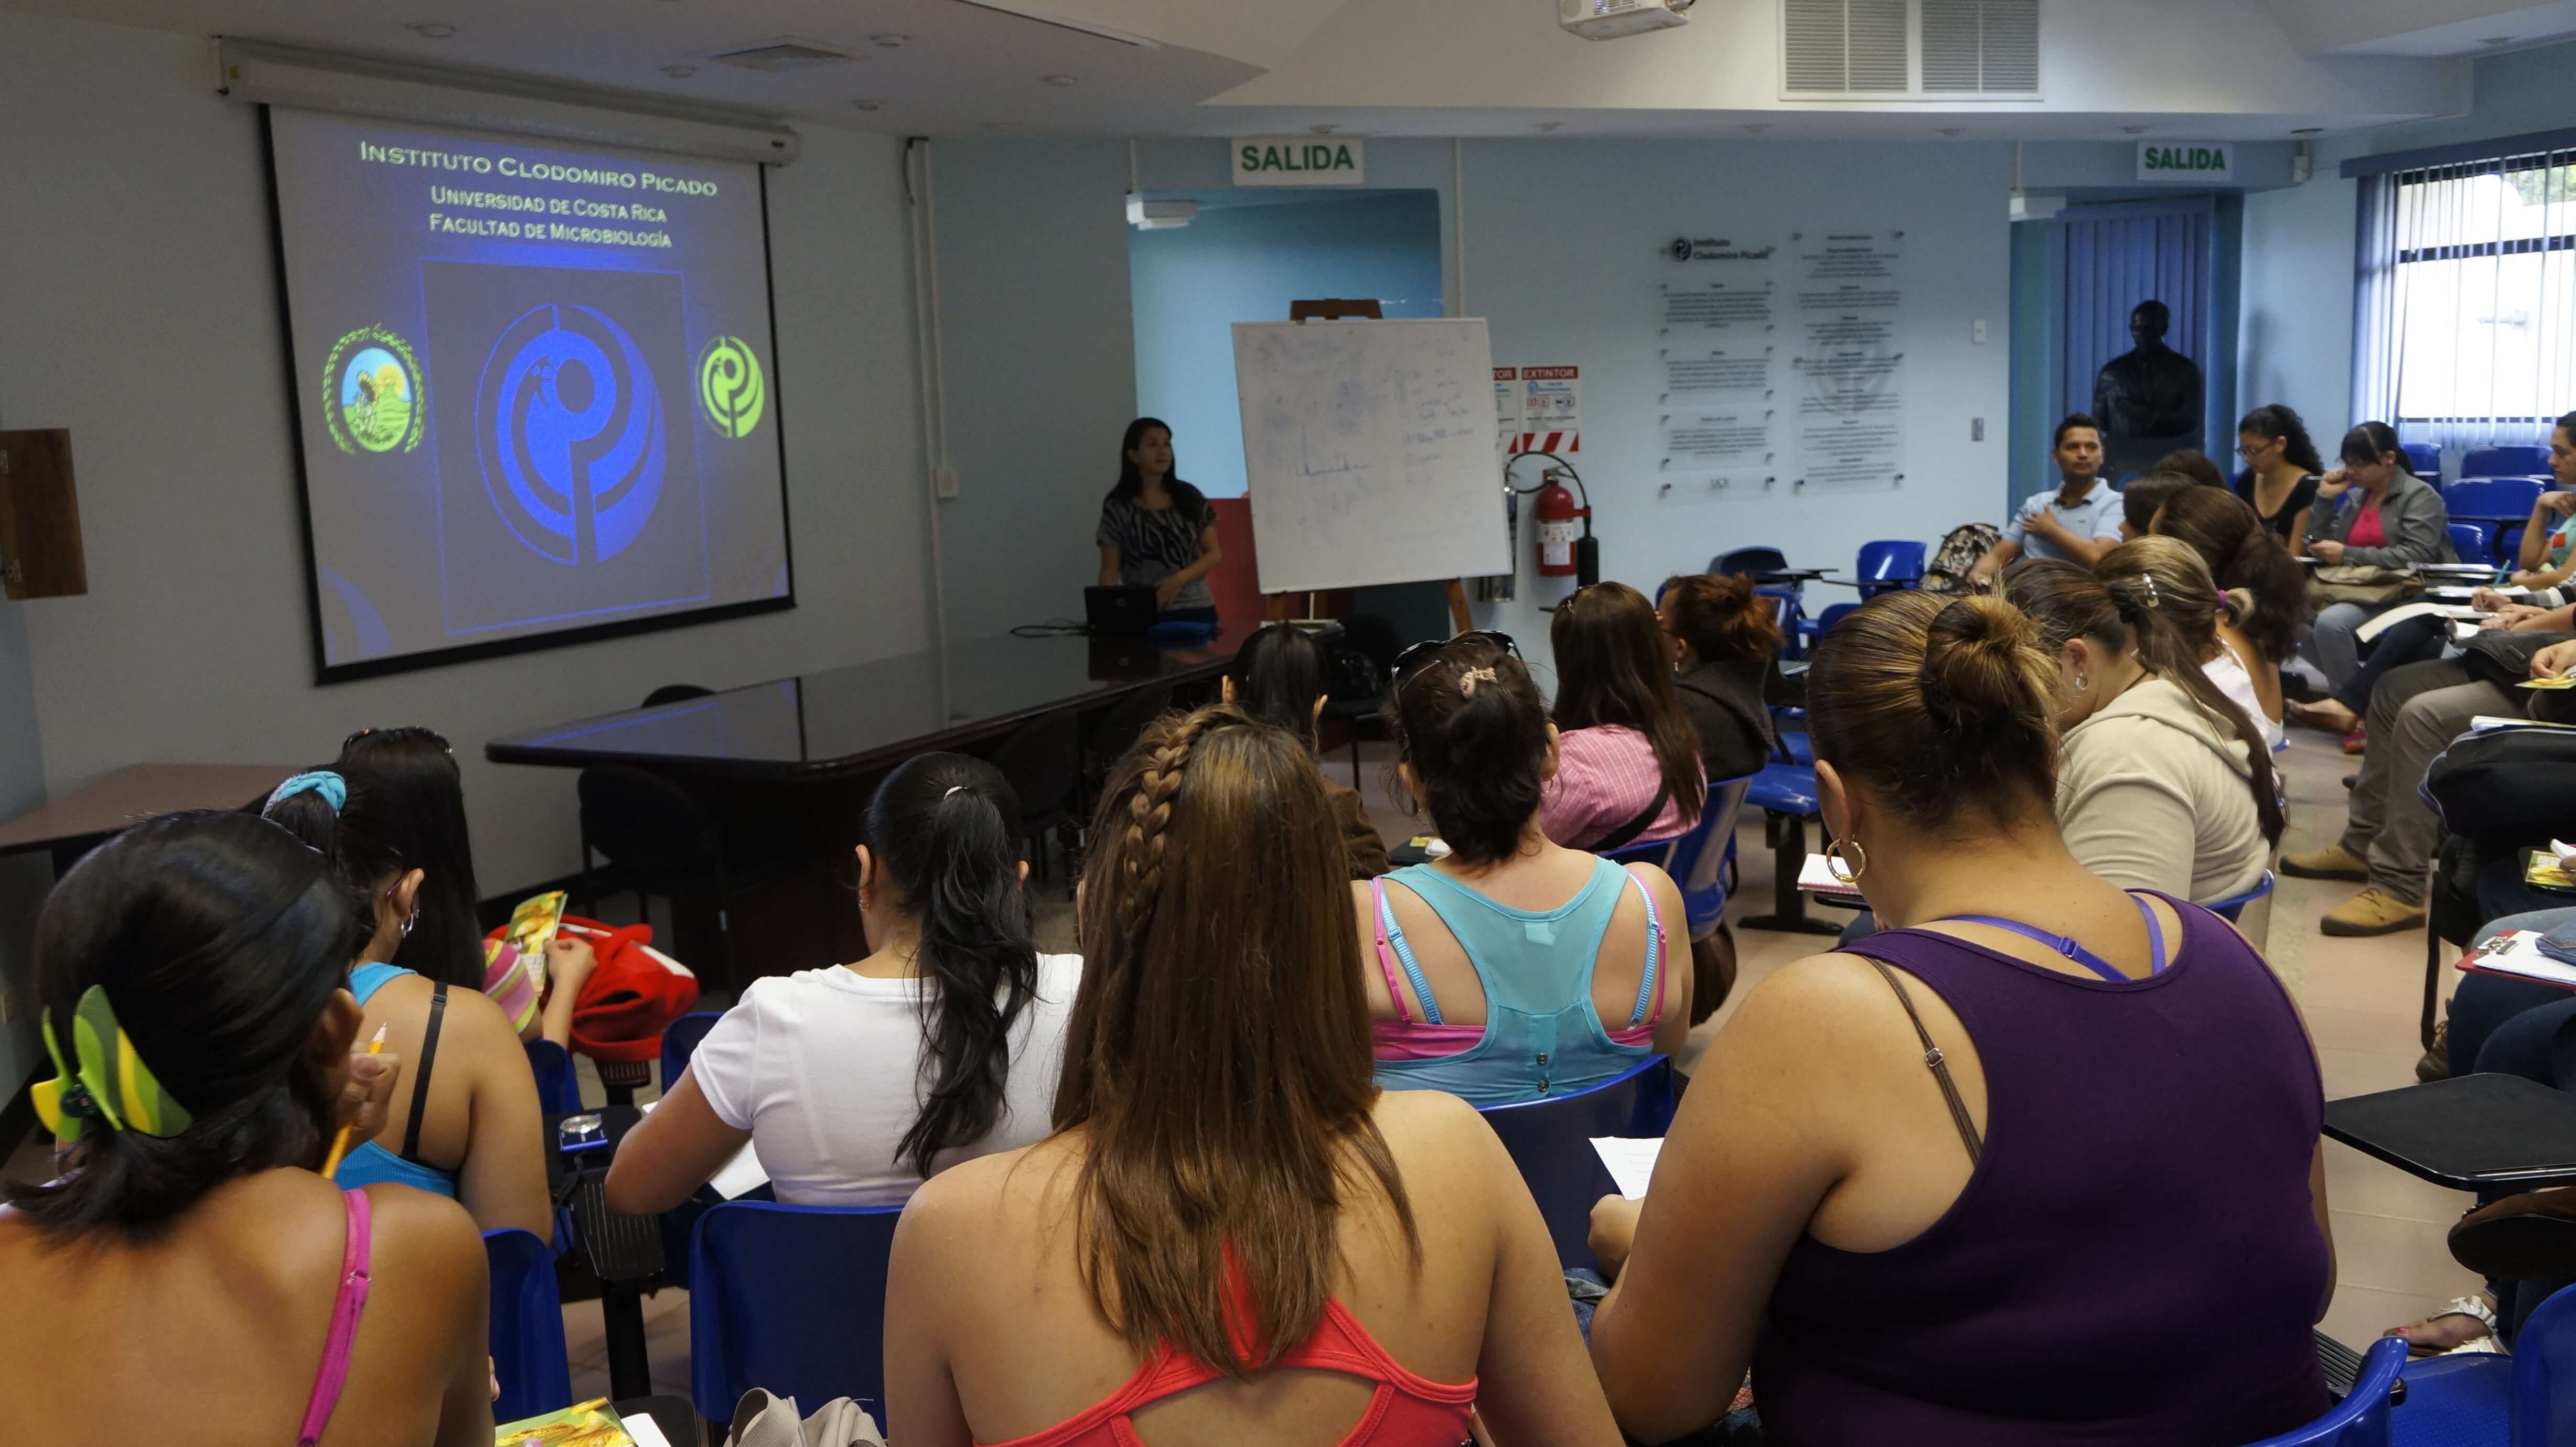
top-left (297, 1187), bottom-right (374, 1447)
top-left (1369, 878), bottom-right (1414, 1025)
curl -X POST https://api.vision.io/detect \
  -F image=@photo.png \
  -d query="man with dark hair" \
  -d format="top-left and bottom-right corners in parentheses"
top-left (1967, 415), bottom-right (2119, 588)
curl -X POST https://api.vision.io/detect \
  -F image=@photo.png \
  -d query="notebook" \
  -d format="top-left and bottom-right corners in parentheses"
top-left (2456, 930), bottom-right (2576, 993)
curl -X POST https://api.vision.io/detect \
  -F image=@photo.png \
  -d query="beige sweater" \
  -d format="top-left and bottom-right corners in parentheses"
top-left (2057, 676), bottom-right (2268, 905)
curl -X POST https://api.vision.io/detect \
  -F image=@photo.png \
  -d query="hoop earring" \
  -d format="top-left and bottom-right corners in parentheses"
top-left (1826, 837), bottom-right (1869, 886)
top-left (2074, 669), bottom-right (2091, 693)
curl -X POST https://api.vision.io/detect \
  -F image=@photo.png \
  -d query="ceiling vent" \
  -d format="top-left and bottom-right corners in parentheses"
top-left (706, 39), bottom-right (856, 73)
top-left (1783, 0), bottom-right (2039, 100)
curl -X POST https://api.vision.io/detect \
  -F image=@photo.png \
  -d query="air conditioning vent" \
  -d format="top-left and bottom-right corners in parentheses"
top-left (707, 39), bottom-right (855, 73)
top-left (1783, 0), bottom-right (2039, 100)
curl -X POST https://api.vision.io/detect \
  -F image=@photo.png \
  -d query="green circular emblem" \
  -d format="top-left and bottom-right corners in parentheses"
top-left (321, 326), bottom-right (426, 456)
top-left (697, 336), bottom-right (766, 440)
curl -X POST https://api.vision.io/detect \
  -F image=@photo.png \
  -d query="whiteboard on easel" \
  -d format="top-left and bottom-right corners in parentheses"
top-left (1232, 318), bottom-right (1510, 594)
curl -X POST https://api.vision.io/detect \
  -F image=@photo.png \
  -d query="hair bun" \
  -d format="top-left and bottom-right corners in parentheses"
top-left (1922, 594), bottom-right (2047, 721)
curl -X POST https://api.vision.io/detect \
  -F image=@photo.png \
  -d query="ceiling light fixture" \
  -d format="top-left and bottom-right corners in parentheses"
top-left (1043, 74), bottom-right (1078, 87)
top-left (949, 1), bottom-right (1160, 50)
top-left (2292, 126), bottom-right (2323, 136)
top-left (1742, 123), bottom-right (1767, 133)
top-left (2121, 125), bottom-right (2148, 135)
top-left (1534, 121), bottom-right (1564, 132)
top-left (871, 33), bottom-right (910, 48)
top-left (2482, 35), bottom-right (2515, 46)
top-left (406, 21), bottom-right (457, 39)
top-left (1311, 124), bottom-right (1338, 135)
top-left (982, 121), bottom-right (1021, 130)
top-left (1937, 126), bottom-right (1963, 136)
top-left (853, 99), bottom-right (887, 111)
top-left (662, 64), bottom-right (697, 78)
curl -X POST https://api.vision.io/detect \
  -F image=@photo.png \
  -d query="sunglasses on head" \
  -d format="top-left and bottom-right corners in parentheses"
top-left (1391, 630), bottom-right (1519, 690)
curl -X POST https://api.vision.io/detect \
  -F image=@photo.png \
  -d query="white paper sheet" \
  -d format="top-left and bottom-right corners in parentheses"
top-left (1797, 852), bottom-right (1865, 897)
top-left (1591, 1136), bottom-right (1665, 1200)
top-left (625, 1415), bottom-right (675, 1447)
top-left (2459, 929), bottom-right (2576, 993)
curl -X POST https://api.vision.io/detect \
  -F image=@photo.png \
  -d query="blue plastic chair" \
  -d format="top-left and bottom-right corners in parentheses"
top-left (484, 1227), bottom-right (575, 1422)
top-left (2462, 444), bottom-right (2550, 480)
top-left (1853, 539), bottom-right (1926, 596)
top-left (690, 1200), bottom-right (906, 1426)
top-left (1477, 1054), bottom-right (1678, 1272)
top-left (2394, 1279), bottom-right (2576, 1444)
top-left (525, 1039), bottom-right (582, 1114)
top-left (2446, 478), bottom-right (2546, 531)
top-left (659, 1010), bottom-right (722, 1094)
top-left (1797, 601), bottom-right (1860, 651)
top-left (2403, 442), bottom-right (2442, 479)
top-left (1603, 776), bottom-right (1753, 939)
top-left (2451, 521), bottom-right (2498, 565)
top-left (2239, 1336), bottom-right (2408, 1445)
top-left (2208, 871), bottom-right (2275, 924)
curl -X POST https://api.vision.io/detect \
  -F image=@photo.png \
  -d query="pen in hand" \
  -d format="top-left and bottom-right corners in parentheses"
top-left (320, 1024), bottom-right (388, 1180)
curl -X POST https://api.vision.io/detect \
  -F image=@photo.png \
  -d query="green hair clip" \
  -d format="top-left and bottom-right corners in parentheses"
top-left (31, 985), bottom-right (192, 1148)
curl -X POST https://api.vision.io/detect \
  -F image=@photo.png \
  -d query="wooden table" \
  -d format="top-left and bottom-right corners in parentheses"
top-left (0, 763), bottom-right (301, 873)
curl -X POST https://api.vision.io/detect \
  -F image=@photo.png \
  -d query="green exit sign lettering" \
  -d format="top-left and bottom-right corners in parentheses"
top-left (2137, 143), bottom-right (2232, 182)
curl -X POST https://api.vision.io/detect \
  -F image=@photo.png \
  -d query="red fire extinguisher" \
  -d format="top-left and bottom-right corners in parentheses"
top-left (1533, 463), bottom-right (1598, 584)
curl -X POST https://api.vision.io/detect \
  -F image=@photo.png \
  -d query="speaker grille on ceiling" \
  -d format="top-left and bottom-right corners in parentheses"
top-left (1784, 0), bottom-right (2039, 98)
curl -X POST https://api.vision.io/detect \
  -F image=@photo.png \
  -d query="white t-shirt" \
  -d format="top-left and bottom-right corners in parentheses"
top-left (690, 953), bottom-right (1082, 1207)
top-left (2205, 640), bottom-right (2287, 753)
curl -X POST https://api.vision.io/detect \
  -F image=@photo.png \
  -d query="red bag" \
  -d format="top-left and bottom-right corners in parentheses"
top-left (555, 916), bottom-right (700, 1063)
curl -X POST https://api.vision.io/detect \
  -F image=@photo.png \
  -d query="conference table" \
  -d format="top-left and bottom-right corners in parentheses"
top-left (0, 763), bottom-right (304, 874)
top-left (485, 624), bottom-right (1253, 963)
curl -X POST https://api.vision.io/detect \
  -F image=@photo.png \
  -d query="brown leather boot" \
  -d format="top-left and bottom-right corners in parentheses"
top-left (2450, 1186), bottom-right (2576, 1281)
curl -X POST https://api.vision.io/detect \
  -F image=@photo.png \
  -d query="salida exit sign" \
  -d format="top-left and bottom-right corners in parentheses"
top-left (2137, 142), bottom-right (2232, 182)
top-left (1232, 136), bottom-right (1366, 187)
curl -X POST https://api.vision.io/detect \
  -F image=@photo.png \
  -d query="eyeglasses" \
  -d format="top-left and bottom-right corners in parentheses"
top-left (1390, 629), bottom-right (1519, 693)
top-left (2236, 438), bottom-right (2278, 460)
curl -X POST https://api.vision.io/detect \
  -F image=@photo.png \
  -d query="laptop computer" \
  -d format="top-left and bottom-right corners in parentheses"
top-left (1085, 585), bottom-right (1157, 636)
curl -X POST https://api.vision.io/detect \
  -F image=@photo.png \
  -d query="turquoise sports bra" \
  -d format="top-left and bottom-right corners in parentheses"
top-left (335, 963), bottom-right (458, 1201)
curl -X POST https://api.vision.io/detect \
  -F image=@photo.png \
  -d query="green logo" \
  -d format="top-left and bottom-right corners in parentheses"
top-left (323, 326), bottom-right (426, 455)
top-left (696, 336), bottom-right (765, 439)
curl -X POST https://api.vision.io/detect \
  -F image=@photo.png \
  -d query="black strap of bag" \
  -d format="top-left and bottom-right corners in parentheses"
top-left (1590, 780), bottom-right (1673, 852)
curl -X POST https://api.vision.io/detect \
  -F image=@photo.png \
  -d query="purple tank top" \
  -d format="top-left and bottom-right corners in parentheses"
top-left (1752, 897), bottom-right (2331, 1444)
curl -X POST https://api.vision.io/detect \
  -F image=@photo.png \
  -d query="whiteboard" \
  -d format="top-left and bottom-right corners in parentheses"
top-left (1232, 319), bottom-right (1510, 594)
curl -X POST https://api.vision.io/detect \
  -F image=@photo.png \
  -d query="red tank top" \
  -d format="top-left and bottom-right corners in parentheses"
top-left (973, 1280), bottom-right (1478, 1447)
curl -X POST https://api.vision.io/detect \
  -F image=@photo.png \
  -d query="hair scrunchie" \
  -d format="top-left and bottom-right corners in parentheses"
top-left (267, 770), bottom-right (347, 815)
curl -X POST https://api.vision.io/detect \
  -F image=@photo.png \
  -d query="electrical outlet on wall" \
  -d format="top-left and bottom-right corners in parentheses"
top-left (934, 466), bottom-right (959, 499)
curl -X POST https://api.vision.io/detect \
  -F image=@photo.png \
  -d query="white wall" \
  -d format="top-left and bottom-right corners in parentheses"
top-left (932, 135), bottom-right (2012, 667)
top-left (0, 11), bottom-right (935, 891)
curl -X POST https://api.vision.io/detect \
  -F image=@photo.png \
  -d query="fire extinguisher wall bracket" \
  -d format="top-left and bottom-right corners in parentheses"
top-left (1506, 452), bottom-right (1594, 583)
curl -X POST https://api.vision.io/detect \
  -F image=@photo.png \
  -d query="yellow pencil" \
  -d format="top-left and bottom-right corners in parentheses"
top-left (320, 1025), bottom-right (388, 1180)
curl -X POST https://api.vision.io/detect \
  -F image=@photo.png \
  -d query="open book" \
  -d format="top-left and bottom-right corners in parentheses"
top-left (2354, 600), bottom-right (2485, 644)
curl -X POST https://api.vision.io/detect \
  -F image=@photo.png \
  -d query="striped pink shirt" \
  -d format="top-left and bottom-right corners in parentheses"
top-left (1541, 725), bottom-right (1697, 849)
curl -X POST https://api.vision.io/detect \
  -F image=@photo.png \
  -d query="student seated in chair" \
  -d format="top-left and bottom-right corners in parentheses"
top-left (1222, 622), bottom-right (1390, 879)
top-left (1364, 635), bottom-right (1690, 1105)
top-left (606, 753), bottom-right (1081, 1212)
top-left (1583, 590), bottom-right (2335, 1446)
top-left (1656, 571), bottom-right (1780, 783)
top-left (884, 707), bottom-right (1624, 1447)
top-left (2096, 536), bottom-right (2285, 752)
top-left (0, 812), bottom-right (495, 1446)
top-left (1541, 581), bottom-right (1706, 851)
top-left (265, 770), bottom-right (551, 1238)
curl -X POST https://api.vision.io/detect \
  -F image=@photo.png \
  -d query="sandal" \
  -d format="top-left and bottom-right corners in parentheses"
top-left (2384, 1293), bottom-right (2502, 1357)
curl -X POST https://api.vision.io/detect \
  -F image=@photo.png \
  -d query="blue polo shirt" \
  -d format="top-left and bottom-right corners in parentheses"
top-left (2003, 480), bottom-right (2122, 561)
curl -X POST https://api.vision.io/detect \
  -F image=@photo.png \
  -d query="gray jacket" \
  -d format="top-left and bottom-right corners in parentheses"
top-left (2303, 468), bottom-right (2454, 567)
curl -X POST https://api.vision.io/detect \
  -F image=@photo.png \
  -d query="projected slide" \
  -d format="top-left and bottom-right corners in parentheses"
top-left (266, 108), bottom-right (790, 678)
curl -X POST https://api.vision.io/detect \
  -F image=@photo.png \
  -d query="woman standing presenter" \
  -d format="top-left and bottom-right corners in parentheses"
top-left (1096, 417), bottom-right (1222, 624)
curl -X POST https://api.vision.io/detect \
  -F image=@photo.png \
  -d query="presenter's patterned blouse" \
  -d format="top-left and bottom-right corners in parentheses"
top-left (1097, 493), bottom-right (1216, 612)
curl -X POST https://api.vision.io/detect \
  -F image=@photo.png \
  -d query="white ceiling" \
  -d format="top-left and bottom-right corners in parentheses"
top-left (5, 0), bottom-right (2570, 141)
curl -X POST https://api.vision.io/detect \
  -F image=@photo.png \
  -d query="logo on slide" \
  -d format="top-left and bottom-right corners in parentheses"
top-left (321, 326), bottom-right (425, 455)
top-left (696, 336), bottom-right (765, 439)
top-left (474, 303), bottom-right (665, 566)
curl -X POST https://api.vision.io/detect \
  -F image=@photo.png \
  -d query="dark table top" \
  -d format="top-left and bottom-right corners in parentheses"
top-left (2324, 1073), bottom-right (2576, 1189)
top-left (486, 624), bottom-right (1254, 781)
top-left (0, 763), bottom-right (304, 860)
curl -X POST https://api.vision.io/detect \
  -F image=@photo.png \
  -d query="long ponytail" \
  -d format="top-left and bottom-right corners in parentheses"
top-left (864, 752), bottom-right (1041, 1179)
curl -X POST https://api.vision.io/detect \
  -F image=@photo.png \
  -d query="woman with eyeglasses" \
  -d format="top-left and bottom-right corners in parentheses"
top-left (1542, 583), bottom-right (1706, 852)
top-left (2232, 404), bottom-right (2325, 552)
top-left (2302, 420), bottom-right (2457, 695)
top-left (1361, 635), bottom-right (1691, 1107)
top-left (263, 768), bottom-right (551, 1237)
top-left (338, 727), bottom-right (594, 1046)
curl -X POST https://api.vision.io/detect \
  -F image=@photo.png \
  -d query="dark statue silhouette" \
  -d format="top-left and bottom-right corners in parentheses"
top-left (2093, 299), bottom-right (2203, 481)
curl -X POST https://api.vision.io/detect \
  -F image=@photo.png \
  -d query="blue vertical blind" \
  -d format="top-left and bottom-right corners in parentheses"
top-left (2054, 207), bottom-right (2213, 437)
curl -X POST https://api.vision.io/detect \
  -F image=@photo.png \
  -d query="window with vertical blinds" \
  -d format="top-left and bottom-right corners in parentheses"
top-left (2355, 143), bottom-right (2576, 448)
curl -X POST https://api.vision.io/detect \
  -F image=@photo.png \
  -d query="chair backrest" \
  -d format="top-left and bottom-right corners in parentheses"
top-left (525, 1039), bottom-right (582, 1114)
top-left (1811, 601), bottom-right (1860, 640)
top-left (1477, 1055), bottom-right (1677, 1272)
top-left (1339, 612), bottom-right (1403, 678)
top-left (2511, 1279), bottom-right (2576, 1446)
top-left (2208, 870), bottom-right (2276, 924)
top-left (2462, 444), bottom-right (2549, 480)
top-left (2450, 521), bottom-right (2497, 563)
top-left (1854, 539), bottom-right (1926, 587)
top-left (642, 683), bottom-right (715, 708)
top-left (578, 765), bottom-right (721, 879)
top-left (1712, 546), bottom-right (1787, 579)
top-left (660, 1010), bottom-right (723, 1094)
top-left (2403, 442), bottom-right (2442, 479)
top-left (2446, 477), bottom-right (2546, 519)
top-left (1671, 776), bottom-right (1753, 934)
top-left (986, 712), bottom-right (1082, 825)
top-left (2237, 1336), bottom-right (2406, 1445)
top-left (484, 1227), bottom-right (575, 1422)
top-left (690, 1200), bottom-right (906, 1424)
